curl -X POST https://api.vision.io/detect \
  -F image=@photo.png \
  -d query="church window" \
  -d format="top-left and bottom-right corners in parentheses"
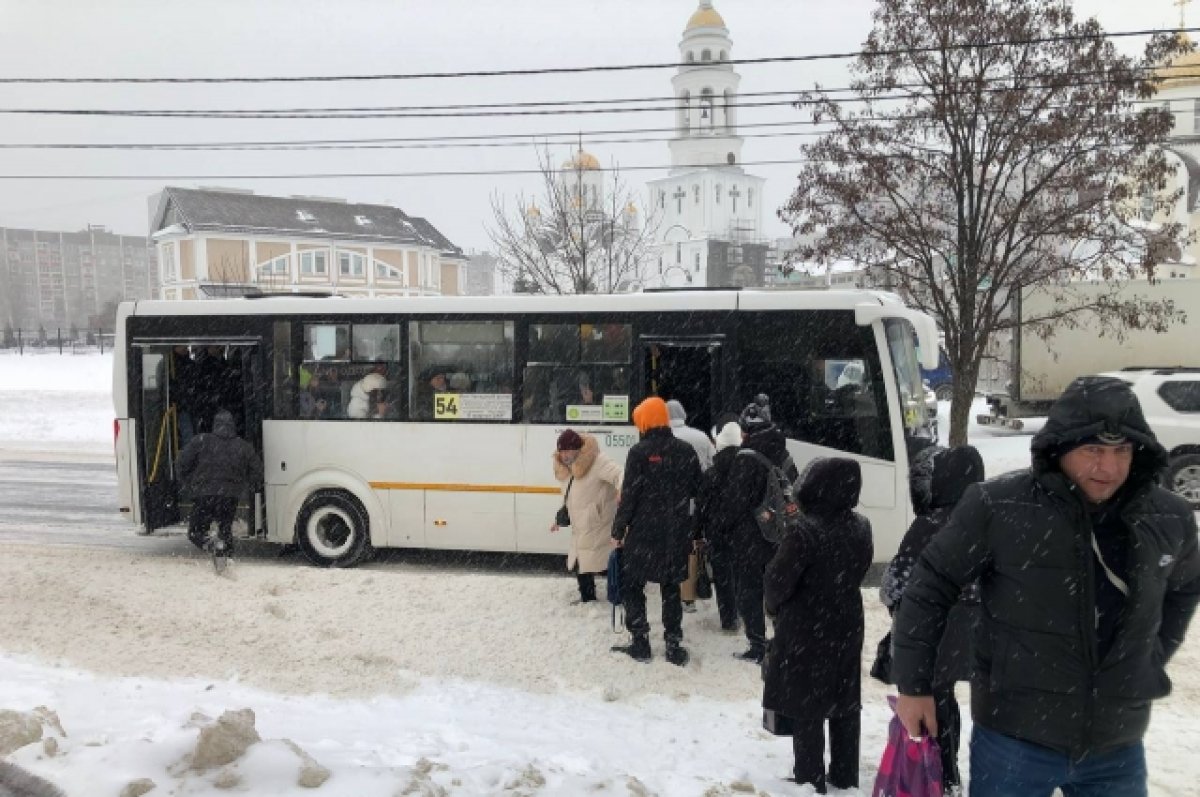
top-left (680, 90), bottom-right (691, 133)
top-left (693, 185), bottom-right (700, 204)
top-left (748, 187), bottom-right (754, 208)
top-left (659, 190), bottom-right (665, 209)
top-left (715, 184), bottom-right (722, 204)
top-left (700, 88), bottom-right (715, 130)
top-left (694, 252), bottom-right (701, 272)
top-left (686, 51), bottom-right (695, 63)
top-left (701, 49), bottom-right (712, 62)
top-left (675, 243), bottom-right (681, 264)
top-left (720, 50), bottom-right (727, 61)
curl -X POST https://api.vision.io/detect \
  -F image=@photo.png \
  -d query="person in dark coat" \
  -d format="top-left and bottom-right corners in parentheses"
top-left (762, 457), bottom-right (872, 794)
top-left (610, 396), bottom-right (703, 666)
top-left (178, 409), bottom-right (264, 556)
top-left (879, 445), bottom-right (984, 793)
top-left (698, 420), bottom-right (744, 631)
top-left (893, 376), bottom-right (1200, 796)
top-left (709, 394), bottom-right (799, 662)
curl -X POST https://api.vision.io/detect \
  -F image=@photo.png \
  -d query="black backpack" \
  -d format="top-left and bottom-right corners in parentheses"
top-left (736, 449), bottom-right (799, 544)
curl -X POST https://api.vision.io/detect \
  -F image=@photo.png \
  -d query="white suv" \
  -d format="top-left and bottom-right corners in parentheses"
top-left (1102, 369), bottom-right (1200, 507)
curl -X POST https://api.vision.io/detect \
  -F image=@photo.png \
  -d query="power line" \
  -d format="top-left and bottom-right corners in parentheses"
top-left (4, 69), bottom-right (1194, 121)
top-left (0, 160), bottom-right (811, 180)
top-left (0, 27), bottom-right (1190, 85)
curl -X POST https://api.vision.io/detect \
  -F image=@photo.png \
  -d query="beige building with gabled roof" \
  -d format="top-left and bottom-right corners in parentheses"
top-left (148, 187), bottom-right (467, 299)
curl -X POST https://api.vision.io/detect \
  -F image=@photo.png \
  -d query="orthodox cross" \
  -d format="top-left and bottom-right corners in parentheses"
top-left (729, 185), bottom-right (742, 213)
top-left (673, 186), bottom-right (686, 214)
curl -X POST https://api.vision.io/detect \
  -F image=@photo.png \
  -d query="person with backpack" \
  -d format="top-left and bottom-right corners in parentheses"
top-left (610, 396), bottom-right (703, 666)
top-left (878, 445), bottom-right (984, 795)
top-left (762, 457), bottom-right (873, 793)
top-left (698, 419), bottom-right (744, 631)
top-left (710, 394), bottom-right (799, 663)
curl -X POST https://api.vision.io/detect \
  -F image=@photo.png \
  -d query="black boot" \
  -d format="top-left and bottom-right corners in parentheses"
top-left (665, 641), bottom-right (689, 667)
top-left (611, 635), bottom-right (651, 662)
top-left (735, 646), bottom-right (765, 664)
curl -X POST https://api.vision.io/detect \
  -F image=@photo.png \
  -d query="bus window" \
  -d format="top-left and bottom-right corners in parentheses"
top-left (295, 322), bottom-right (402, 420)
top-left (409, 320), bottom-right (514, 421)
top-left (885, 318), bottom-right (932, 440)
top-left (523, 322), bottom-right (632, 423)
top-left (739, 312), bottom-right (893, 460)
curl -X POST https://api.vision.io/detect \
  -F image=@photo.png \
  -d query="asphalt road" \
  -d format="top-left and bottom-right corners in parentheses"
top-left (0, 454), bottom-right (565, 574)
top-left (0, 452), bottom-right (887, 582)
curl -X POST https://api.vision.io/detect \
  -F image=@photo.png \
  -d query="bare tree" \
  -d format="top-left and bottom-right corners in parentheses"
top-left (488, 148), bottom-right (660, 294)
top-left (780, 0), bottom-right (1190, 444)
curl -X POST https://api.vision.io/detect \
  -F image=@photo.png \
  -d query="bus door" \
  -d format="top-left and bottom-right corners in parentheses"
top-left (132, 339), bottom-right (265, 534)
top-left (640, 336), bottom-right (726, 435)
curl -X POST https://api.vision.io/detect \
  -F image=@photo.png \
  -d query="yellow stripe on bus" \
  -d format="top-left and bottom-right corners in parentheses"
top-left (368, 482), bottom-right (561, 495)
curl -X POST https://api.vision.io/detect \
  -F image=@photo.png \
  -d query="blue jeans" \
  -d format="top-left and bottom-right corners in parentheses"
top-left (969, 724), bottom-right (1146, 797)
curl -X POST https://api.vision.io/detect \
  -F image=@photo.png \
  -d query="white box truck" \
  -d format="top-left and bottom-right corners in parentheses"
top-left (981, 279), bottom-right (1199, 429)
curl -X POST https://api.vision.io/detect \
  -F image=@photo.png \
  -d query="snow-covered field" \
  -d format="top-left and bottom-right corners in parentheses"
top-left (0, 352), bottom-right (1196, 796)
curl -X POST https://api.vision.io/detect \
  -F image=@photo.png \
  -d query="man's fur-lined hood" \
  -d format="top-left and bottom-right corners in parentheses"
top-left (552, 432), bottom-right (601, 480)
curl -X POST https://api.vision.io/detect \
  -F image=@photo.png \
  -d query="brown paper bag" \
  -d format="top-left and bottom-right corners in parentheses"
top-left (680, 552), bottom-right (700, 602)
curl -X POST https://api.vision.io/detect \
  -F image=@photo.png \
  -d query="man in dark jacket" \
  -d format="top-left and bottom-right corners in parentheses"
top-left (893, 376), bottom-right (1200, 796)
top-left (610, 396), bottom-right (702, 666)
top-left (710, 394), bottom-right (799, 663)
top-left (762, 457), bottom-right (872, 793)
top-left (880, 445), bottom-right (984, 793)
top-left (178, 409), bottom-right (264, 557)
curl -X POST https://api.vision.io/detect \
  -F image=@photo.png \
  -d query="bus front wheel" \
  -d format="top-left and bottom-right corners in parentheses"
top-left (295, 490), bottom-right (372, 567)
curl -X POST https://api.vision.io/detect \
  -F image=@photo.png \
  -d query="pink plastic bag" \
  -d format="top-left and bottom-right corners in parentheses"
top-left (872, 696), bottom-right (944, 797)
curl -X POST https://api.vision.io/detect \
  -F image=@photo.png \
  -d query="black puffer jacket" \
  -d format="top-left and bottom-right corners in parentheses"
top-left (881, 446), bottom-right (984, 686)
top-left (698, 445), bottom-right (740, 564)
top-left (611, 427), bottom-right (702, 585)
top-left (710, 425), bottom-right (800, 574)
top-left (893, 376), bottom-right (1200, 758)
top-left (763, 458), bottom-right (873, 721)
top-left (178, 411), bottom-right (263, 499)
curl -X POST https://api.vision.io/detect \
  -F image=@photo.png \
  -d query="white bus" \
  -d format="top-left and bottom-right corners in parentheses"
top-left (112, 290), bottom-right (939, 566)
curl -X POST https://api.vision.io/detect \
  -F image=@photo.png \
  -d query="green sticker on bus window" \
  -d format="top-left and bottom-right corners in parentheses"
top-left (602, 395), bottom-right (629, 421)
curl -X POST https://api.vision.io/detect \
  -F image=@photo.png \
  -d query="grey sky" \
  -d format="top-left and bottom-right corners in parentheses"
top-left (0, 0), bottom-right (1174, 251)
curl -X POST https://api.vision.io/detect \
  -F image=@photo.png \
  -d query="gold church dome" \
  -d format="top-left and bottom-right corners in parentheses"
top-left (562, 149), bottom-right (601, 171)
top-left (686, 2), bottom-right (726, 31)
top-left (1157, 32), bottom-right (1200, 91)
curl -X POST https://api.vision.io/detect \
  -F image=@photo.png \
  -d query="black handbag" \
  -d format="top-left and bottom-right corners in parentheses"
top-left (555, 477), bottom-right (574, 527)
top-left (870, 630), bottom-right (894, 685)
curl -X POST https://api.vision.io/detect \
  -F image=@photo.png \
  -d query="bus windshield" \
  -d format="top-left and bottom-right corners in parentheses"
top-left (884, 318), bottom-right (931, 438)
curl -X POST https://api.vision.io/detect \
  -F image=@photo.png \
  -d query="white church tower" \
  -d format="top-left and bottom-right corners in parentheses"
top-left (646, 1), bottom-right (767, 288)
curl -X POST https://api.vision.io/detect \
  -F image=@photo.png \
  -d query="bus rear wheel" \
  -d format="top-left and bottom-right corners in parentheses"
top-left (295, 490), bottom-right (372, 567)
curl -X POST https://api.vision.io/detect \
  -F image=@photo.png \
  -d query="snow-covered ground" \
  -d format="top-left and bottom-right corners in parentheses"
top-left (0, 353), bottom-right (1196, 796)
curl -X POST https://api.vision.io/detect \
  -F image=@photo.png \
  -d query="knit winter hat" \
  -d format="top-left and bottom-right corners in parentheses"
top-left (739, 394), bottom-right (772, 432)
top-left (715, 421), bottom-right (743, 452)
top-left (556, 429), bottom-right (584, 451)
top-left (632, 397), bottom-right (671, 434)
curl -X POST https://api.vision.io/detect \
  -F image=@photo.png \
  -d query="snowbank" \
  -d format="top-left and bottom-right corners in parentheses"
top-left (0, 352), bottom-right (113, 453)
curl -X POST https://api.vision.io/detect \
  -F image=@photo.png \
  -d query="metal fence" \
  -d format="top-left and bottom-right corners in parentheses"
top-left (0, 328), bottom-right (115, 354)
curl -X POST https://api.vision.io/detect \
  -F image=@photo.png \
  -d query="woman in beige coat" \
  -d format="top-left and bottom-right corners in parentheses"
top-left (551, 429), bottom-right (623, 603)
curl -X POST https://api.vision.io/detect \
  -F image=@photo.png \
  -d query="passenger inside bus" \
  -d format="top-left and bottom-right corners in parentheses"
top-left (347, 364), bottom-right (390, 419)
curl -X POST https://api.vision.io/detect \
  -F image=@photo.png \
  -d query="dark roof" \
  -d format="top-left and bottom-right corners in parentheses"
top-left (406, 216), bottom-right (463, 257)
top-left (155, 187), bottom-right (459, 250)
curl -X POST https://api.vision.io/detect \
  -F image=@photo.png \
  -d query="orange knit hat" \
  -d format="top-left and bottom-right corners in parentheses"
top-left (632, 396), bottom-right (670, 434)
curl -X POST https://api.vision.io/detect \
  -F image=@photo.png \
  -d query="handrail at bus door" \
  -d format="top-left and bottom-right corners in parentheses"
top-left (148, 405), bottom-right (178, 484)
